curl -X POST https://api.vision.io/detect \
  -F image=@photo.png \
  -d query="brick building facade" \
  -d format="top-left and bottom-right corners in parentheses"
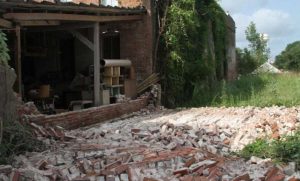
top-left (118, 0), bottom-right (155, 81)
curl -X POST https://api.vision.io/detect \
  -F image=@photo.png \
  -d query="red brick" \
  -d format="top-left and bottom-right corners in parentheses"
top-left (173, 167), bottom-right (189, 176)
top-left (232, 173), bottom-right (251, 181)
top-left (184, 157), bottom-right (196, 167)
top-left (11, 171), bottom-right (21, 181)
top-left (143, 177), bottom-right (159, 181)
top-left (180, 175), bottom-right (194, 181)
top-left (288, 177), bottom-right (300, 181)
top-left (265, 167), bottom-right (285, 181)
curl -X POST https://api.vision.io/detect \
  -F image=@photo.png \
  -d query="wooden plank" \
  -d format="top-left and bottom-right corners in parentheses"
top-left (3, 13), bottom-right (143, 22)
top-left (14, 25), bottom-right (22, 96)
top-left (93, 22), bottom-right (100, 106)
top-left (0, 18), bottom-right (12, 28)
top-left (137, 73), bottom-right (160, 94)
top-left (69, 30), bottom-right (94, 51)
top-left (18, 20), bottom-right (60, 26)
top-left (27, 23), bottom-right (94, 32)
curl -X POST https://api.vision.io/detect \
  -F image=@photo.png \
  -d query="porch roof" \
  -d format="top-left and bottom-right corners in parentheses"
top-left (0, 0), bottom-right (146, 28)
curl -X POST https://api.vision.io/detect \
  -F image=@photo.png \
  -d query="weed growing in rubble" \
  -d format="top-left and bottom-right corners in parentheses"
top-left (0, 117), bottom-right (46, 164)
top-left (238, 139), bottom-right (272, 160)
top-left (239, 130), bottom-right (300, 165)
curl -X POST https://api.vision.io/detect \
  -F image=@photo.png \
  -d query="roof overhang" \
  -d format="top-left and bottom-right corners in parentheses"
top-left (0, 1), bottom-right (146, 28)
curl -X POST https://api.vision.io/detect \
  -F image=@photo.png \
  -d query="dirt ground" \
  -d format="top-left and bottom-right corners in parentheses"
top-left (2, 106), bottom-right (300, 181)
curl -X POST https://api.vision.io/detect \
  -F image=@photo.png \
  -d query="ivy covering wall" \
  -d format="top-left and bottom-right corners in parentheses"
top-left (0, 31), bottom-right (10, 66)
top-left (158, 0), bottom-right (229, 107)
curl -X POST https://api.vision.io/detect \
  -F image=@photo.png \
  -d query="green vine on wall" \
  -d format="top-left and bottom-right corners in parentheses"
top-left (158, 0), bottom-right (228, 107)
top-left (0, 31), bottom-right (10, 66)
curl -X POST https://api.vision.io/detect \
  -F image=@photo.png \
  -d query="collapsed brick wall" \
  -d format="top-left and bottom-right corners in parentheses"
top-left (27, 96), bottom-right (149, 130)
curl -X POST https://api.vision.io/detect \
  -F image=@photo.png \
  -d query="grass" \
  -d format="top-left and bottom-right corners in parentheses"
top-left (189, 73), bottom-right (300, 107)
top-left (238, 130), bottom-right (300, 165)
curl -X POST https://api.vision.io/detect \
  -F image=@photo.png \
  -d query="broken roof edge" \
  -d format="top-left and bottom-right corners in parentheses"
top-left (0, 1), bottom-right (147, 15)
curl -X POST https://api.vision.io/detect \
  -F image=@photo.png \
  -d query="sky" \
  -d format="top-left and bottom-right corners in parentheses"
top-left (219, 0), bottom-right (300, 59)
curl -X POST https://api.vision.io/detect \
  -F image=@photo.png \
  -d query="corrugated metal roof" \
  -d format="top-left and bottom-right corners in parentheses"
top-left (0, 0), bottom-right (146, 15)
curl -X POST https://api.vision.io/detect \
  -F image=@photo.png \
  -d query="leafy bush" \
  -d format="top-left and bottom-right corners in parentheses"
top-left (239, 130), bottom-right (300, 165)
top-left (0, 31), bottom-right (10, 66)
top-left (239, 139), bottom-right (271, 160)
top-left (275, 41), bottom-right (300, 71)
top-left (237, 48), bottom-right (258, 74)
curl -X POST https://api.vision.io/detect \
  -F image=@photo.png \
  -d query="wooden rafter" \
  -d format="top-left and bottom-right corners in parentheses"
top-left (18, 20), bottom-right (60, 26)
top-left (0, 18), bottom-right (12, 28)
top-left (3, 13), bottom-right (143, 22)
top-left (69, 30), bottom-right (94, 51)
top-left (26, 23), bottom-right (94, 32)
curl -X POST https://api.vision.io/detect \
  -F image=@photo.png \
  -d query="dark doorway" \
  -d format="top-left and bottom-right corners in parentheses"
top-left (60, 37), bottom-right (75, 82)
top-left (102, 33), bottom-right (120, 59)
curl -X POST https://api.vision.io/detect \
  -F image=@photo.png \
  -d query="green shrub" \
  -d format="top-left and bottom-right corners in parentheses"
top-left (239, 139), bottom-right (272, 160)
top-left (0, 31), bottom-right (10, 66)
top-left (239, 130), bottom-right (300, 166)
top-left (237, 48), bottom-right (258, 74)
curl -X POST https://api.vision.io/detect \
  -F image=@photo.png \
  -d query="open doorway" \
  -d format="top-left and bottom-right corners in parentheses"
top-left (102, 32), bottom-right (120, 59)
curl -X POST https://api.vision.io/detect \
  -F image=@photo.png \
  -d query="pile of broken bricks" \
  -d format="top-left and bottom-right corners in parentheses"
top-left (2, 106), bottom-right (300, 180)
top-left (29, 122), bottom-right (76, 141)
top-left (0, 121), bottom-right (298, 181)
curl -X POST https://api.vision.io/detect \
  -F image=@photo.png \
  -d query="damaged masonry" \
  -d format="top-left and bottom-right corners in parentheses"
top-left (2, 105), bottom-right (300, 180)
top-left (1, 0), bottom-right (300, 181)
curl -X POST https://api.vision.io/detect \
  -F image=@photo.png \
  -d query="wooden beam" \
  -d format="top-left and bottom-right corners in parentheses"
top-left (18, 20), bottom-right (60, 26)
top-left (3, 13), bottom-right (143, 22)
top-left (27, 23), bottom-right (94, 32)
top-left (14, 25), bottom-right (22, 96)
top-left (69, 30), bottom-right (94, 51)
top-left (0, 18), bottom-right (12, 28)
top-left (94, 22), bottom-right (100, 106)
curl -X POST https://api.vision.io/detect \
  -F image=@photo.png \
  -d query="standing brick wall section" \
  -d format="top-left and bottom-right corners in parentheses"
top-left (27, 96), bottom-right (149, 130)
top-left (118, 0), bottom-right (142, 7)
top-left (118, 0), bottom-right (154, 81)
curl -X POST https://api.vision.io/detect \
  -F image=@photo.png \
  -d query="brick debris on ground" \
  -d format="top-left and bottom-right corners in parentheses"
top-left (2, 106), bottom-right (300, 180)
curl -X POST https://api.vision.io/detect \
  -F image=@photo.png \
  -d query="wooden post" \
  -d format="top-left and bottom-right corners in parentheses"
top-left (15, 25), bottom-right (22, 96)
top-left (93, 22), bottom-right (100, 106)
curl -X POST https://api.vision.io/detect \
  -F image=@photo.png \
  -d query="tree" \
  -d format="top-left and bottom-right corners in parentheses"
top-left (0, 31), bottom-right (10, 66)
top-left (274, 41), bottom-right (300, 71)
top-left (245, 22), bottom-right (270, 65)
top-left (236, 47), bottom-right (257, 74)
